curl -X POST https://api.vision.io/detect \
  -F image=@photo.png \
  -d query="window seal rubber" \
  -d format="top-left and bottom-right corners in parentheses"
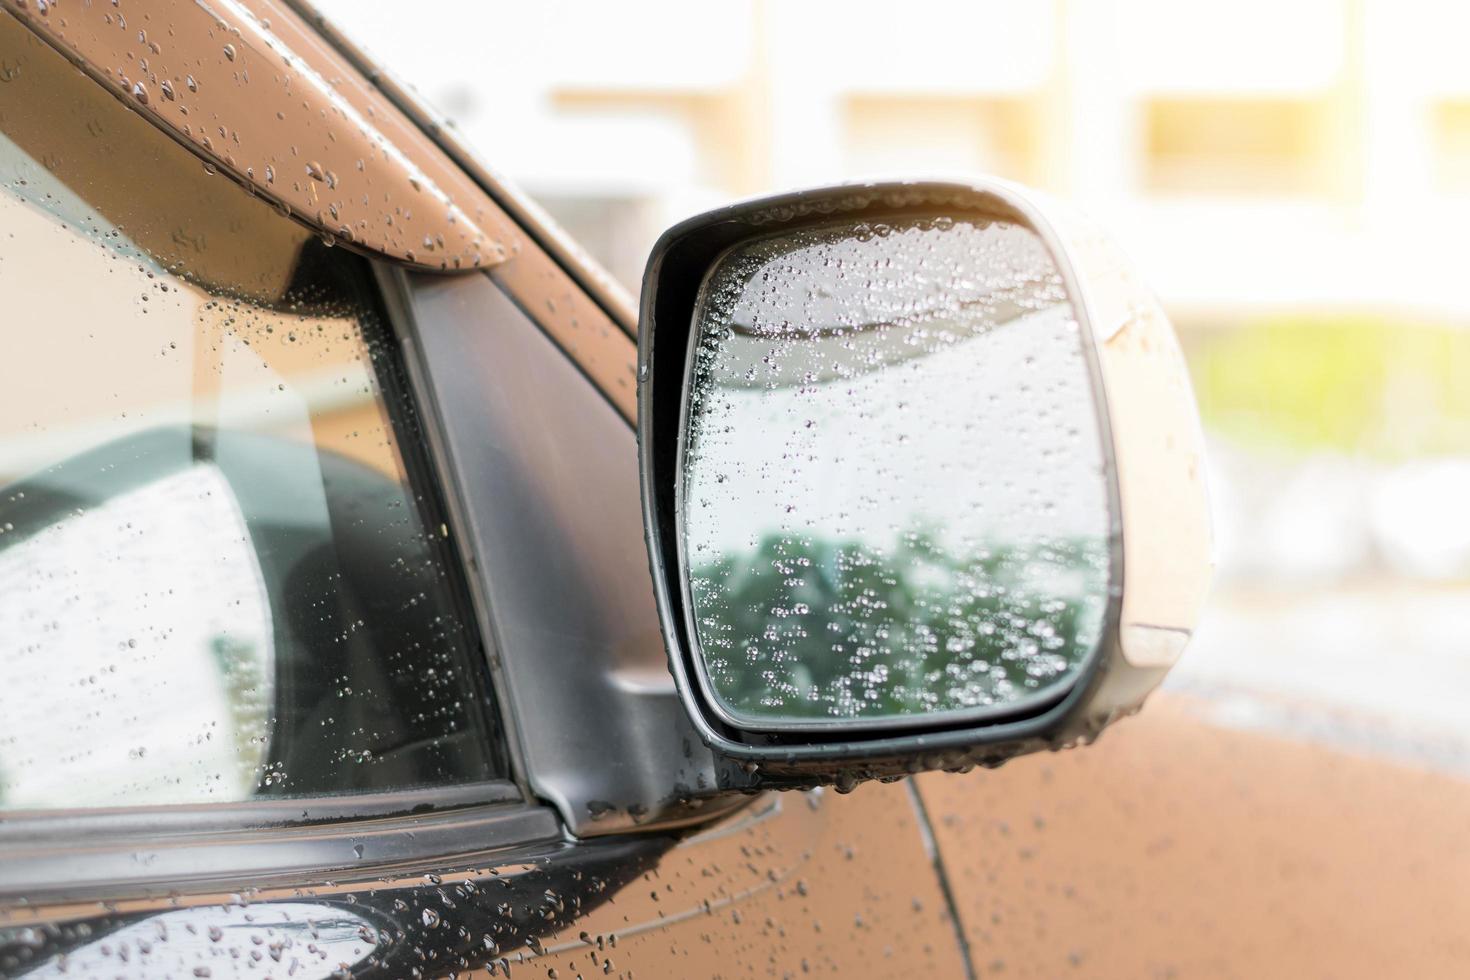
top-left (0, 784), bottom-right (557, 908)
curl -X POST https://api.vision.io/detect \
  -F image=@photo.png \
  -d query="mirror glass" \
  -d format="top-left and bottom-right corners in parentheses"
top-left (680, 214), bottom-right (1113, 729)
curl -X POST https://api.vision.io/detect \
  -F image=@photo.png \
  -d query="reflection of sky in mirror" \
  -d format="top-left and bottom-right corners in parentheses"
top-left (685, 218), bottom-right (1109, 562)
top-left (685, 304), bottom-right (1107, 561)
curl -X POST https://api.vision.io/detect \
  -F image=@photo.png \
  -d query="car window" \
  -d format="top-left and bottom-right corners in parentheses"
top-left (0, 18), bottom-right (503, 810)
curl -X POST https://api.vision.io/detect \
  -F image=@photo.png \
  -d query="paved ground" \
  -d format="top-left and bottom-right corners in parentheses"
top-left (1169, 582), bottom-right (1470, 774)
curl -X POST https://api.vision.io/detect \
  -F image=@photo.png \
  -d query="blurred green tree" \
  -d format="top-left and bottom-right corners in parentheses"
top-left (690, 528), bottom-right (1107, 722)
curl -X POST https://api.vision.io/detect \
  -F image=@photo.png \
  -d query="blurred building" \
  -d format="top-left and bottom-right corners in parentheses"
top-left (318, 0), bottom-right (1470, 323)
top-left (313, 0), bottom-right (1470, 766)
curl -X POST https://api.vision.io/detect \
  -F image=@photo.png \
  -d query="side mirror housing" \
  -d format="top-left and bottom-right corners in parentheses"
top-left (638, 180), bottom-right (1212, 789)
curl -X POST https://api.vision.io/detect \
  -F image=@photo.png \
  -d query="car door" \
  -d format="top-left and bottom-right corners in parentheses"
top-left (0, 3), bottom-right (970, 977)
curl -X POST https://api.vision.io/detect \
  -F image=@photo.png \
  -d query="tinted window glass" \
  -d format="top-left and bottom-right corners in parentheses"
top-left (0, 17), bottom-right (502, 809)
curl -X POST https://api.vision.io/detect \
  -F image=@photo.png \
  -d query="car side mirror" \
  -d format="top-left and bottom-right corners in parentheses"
top-left (638, 180), bottom-right (1211, 789)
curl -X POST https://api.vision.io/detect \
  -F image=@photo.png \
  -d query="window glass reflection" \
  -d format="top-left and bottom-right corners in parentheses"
top-left (0, 17), bottom-right (501, 810)
top-left (0, 467), bottom-right (273, 807)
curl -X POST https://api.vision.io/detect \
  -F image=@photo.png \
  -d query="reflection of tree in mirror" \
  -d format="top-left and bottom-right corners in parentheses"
top-left (690, 529), bottom-right (1108, 721)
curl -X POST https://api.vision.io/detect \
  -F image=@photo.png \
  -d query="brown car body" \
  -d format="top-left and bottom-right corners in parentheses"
top-left (0, 2), bottom-right (1461, 978)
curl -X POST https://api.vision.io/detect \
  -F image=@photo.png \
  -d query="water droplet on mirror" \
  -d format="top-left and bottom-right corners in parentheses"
top-left (680, 214), bottom-right (1109, 727)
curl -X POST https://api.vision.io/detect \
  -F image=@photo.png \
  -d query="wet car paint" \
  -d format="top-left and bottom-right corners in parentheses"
top-left (2, 783), bottom-right (968, 978)
top-left (917, 692), bottom-right (1470, 978)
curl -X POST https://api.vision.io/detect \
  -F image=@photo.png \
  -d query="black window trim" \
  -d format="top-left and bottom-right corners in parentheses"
top-left (354, 252), bottom-right (517, 789)
top-left (370, 261), bottom-right (539, 806)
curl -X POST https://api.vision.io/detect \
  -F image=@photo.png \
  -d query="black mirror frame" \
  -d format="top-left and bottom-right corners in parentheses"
top-left (638, 179), bottom-right (1180, 790)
